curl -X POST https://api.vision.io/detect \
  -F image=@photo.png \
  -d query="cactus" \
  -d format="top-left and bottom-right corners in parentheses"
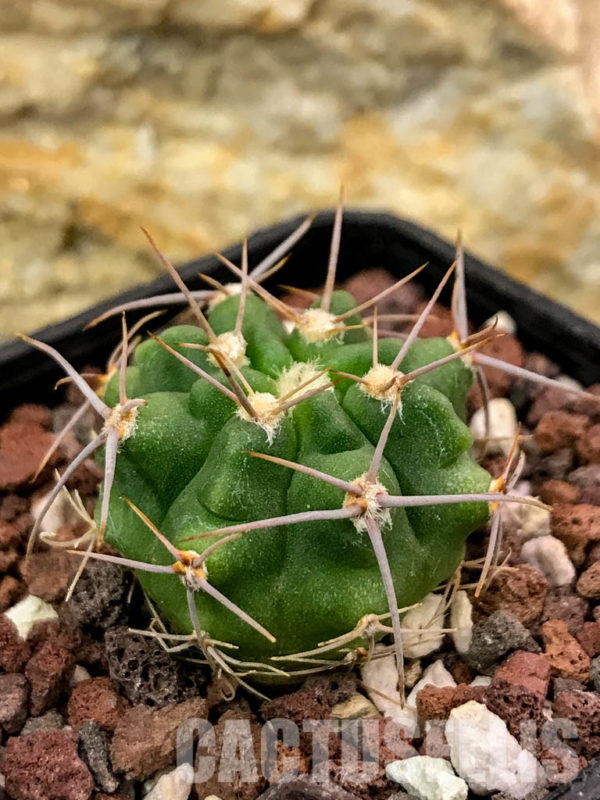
top-left (25, 207), bottom-right (578, 692)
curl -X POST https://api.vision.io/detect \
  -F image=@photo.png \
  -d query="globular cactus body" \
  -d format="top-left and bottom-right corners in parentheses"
top-left (100, 287), bottom-right (490, 662)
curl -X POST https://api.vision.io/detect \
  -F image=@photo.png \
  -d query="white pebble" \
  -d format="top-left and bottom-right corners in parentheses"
top-left (521, 535), bottom-right (575, 587)
top-left (470, 398), bottom-right (517, 457)
top-left (30, 489), bottom-right (71, 535)
top-left (386, 756), bottom-right (468, 800)
top-left (144, 763), bottom-right (194, 800)
top-left (470, 675), bottom-right (492, 688)
top-left (331, 693), bottom-right (379, 719)
top-left (5, 595), bottom-right (58, 639)
top-left (361, 652), bottom-right (420, 736)
top-left (406, 659), bottom-right (456, 709)
top-left (503, 501), bottom-right (551, 540)
top-left (446, 702), bottom-right (545, 798)
top-left (450, 590), bottom-right (472, 655)
top-left (483, 311), bottom-right (516, 335)
top-left (402, 593), bottom-right (445, 659)
top-left (70, 665), bottom-right (92, 687)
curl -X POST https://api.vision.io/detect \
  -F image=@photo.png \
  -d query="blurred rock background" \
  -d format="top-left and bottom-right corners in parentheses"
top-left (1, 0), bottom-right (600, 337)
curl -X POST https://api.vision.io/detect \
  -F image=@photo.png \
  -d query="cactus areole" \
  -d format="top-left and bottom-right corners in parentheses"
top-left (99, 281), bottom-right (491, 668)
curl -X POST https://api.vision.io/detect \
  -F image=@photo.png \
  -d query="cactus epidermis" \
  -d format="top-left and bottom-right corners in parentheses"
top-left (99, 282), bottom-right (491, 664)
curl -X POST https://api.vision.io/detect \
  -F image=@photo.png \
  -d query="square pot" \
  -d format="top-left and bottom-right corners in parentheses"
top-left (0, 210), bottom-right (599, 798)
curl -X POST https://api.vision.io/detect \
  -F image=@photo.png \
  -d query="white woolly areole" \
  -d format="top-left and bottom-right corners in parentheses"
top-left (207, 282), bottom-right (242, 309)
top-left (345, 473), bottom-right (391, 532)
top-left (361, 364), bottom-right (403, 405)
top-left (208, 330), bottom-right (248, 368)
top-left (276, 361), bottom-right (329, 400)
top-left (296, 308), bottom-right (339, 343)
top-left (103, 403), bottom-right (139, 441)
top-left (237, 391), bottom-right (283, 444)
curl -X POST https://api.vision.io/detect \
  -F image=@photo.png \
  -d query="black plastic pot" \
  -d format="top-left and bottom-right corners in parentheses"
top-left (0, 210), bottom-right (599, 798)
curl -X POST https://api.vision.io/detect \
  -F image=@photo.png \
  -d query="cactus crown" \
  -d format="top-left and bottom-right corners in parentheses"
top-left (26, 208), bottom-right (574, 694)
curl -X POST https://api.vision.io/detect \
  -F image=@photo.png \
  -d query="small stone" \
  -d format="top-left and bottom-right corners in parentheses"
top-left (542, 620), bottom-right (591, 682)
top-left (111, 697), bottom-right (208, 780)
top-left (521, 535), bottom-right (575, 587)
top-left (569, 465), bottom-right (600, 505)
top-left (535, 448), bottom-right (574, 486)
top-left (144, 763), bottom-right (194, 800)
top-left (2, 729), bottom-right (93, 800)
top-left (402, 593), bottom-right (445, 659)
top-left (590, 656), bottom-right (600, 693)
top-left (20, 709), bottom-right (64, 736)
top-left (476, 335), bottom-right (524, 400)
top-left (446, 701), bottom-right (543, 798)
top-left (470, 398), bottom-right (518, 458)
top-left (0, 673), bottom-right (29, 734)
top-left (553, 690), bottom-right (600, 759)
top-left (466, 610), bottom-right (539, 675)
top-left (0, 614), bottom-right (31, 672)
top-left (577, 423), bottom-right (600, 463)
top-left (71, 664), bottom-right (92, 686)
top-left (25, 639), bottom-right (75, 716)
top-left (331, 693), bottom-right (379, 719)
top-left (416, 684), bottom-right (485, 721)
top-left (484, 651), bottom-right (550, 738)
top-left (577, 561), bottom-right (600, 598)
top-left (534, 411), bottom-right (589, 453)
top-left (406, 660), bottom-right (456, 709)
top-left (23, 551), bottom-right (78, 603)
top-left (5, 595), bottom-right (58, 639)
top-left (0, 419), bottom-right (56, 489)
top-left (0, 574), bottom-right (23, 612)
top-left (68, 676), bottom-right (131, 732)
top-left (104, 627), bottom-right (205, 708)
top-left (68, 561), bottom-right (129, 630)
top-left (576, 621), bottom-right (600, 657)
top-left (475, 564), bottom-right (547, 625)
top-left (404, 659), bottom-right (423, 689)
top-left (78, 721), bottom-right (120, 794)
top-left (386, 756), bottom-right (468, 800)
top-left (553, 677), bottom-right (586, 695)
top-left (542, 588), bottom-right (588, 637)
top-left (540, 480), bottom-right (579, 506)
top-left (502, 501), bottom-right (551, 540)
top-left (360, 652), bottom-right (419, 735)
top-left (551, 504), bottom-right (600, 566)
top-left (449, 591), bottom-right (472, 655)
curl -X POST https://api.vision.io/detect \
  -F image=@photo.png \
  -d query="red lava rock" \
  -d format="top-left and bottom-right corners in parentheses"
top-left (570, 465), bottom-right (600, 505)
top-left (0, 494), bottom-right (29, 521)
top-left (10, 404), bottom-right (52, 428)
top-left (553, 690), bottom-right (600, 760)
top-left (111, 696), bottom-right (208, 780)
top-left (0, 614), bottom-right (30, 672)
top-left (416, 684), bottom-right (486, 720)
top-left (577, 561), bottom-right (600, 598)
top-left (540, 745), bottom-right (587, 787)
top-left (534, 411), bottom-right (589, 454)
top-left (25, 639), bottom-right (75, 716)
top-left (551, 504), bottom-right (600, 567)
top-left (0, 419), bottom-right (56, 489)
top-left (23, 551), bottom-right (78, 603)
top-left (344, 268), bottom-right (425, 315)
top-left (540, 480), bottom-right (579, 506)
top-left (578, 423), bottom-right (600, 464)
top-left (475, 334), bottom-right (524, 398)
top-left (261, 674), bottom-right (356, 725)
top-left (0, 673), bottom-right (29, 734)
top-left (0, 574), bottom-right (23, 612)
top-left (0, 519), bottom-right (22, 548)
top-left (576, 621), bottom-right (600, 657)
top-left (485, 651), bottom-right (550, 738)
top-left (446, 659), bottom-right (475, 686)
top-left (542, 620), bottom-right (591, 682)
top-left (0, 547), bottom-right (19, 572)
top-left (527, 384), bottom-right (600, 428)
top-left (542, 589), bottom-right (588, 637)
top-left (68, 677), bottom-right (131, 733)
top-left (2, 729), bottom-right (93, 800)
top-left (414, 303), bottom-right (455, 339)
top-left (475, 564), bottom-right (547, 625)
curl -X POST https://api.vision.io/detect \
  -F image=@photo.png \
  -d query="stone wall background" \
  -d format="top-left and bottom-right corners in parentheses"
top-left (1, 0), bottom-right (600, 337)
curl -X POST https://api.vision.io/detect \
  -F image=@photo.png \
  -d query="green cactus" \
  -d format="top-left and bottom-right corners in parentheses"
top-left (25, 213), bottom-right (559, 688)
